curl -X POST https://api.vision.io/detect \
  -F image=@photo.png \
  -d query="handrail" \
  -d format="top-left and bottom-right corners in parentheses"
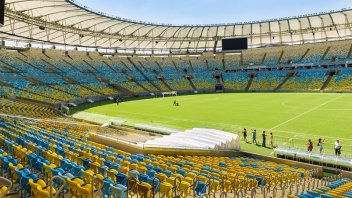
top-left (91, 175), bottom-right (104, 198)
top-left (49, 175), bottom-right (66, 198)
top-left (173, 175), bottom-right (182, 198)
top-left (0, 177), bottom-right (12, 196)
top-left (126, 177), bottom-right (138, 197)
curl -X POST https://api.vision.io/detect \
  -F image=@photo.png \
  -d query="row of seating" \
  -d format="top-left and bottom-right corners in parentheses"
top-left (290, 178), bottom-right (352, 198)
top-left (0, 114), bottom-right (312, 197)
top-left (0, 42), bottom-right (352, 104)
top-left (0, 98), bottom-right (60, 118)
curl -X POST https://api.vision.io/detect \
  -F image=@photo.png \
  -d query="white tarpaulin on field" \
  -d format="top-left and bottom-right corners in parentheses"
top-left (142, 128), bottom-right (240, 150)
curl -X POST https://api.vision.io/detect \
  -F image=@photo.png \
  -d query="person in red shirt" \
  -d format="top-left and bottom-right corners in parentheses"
top-left (307, 139), bottom-right (313, 152)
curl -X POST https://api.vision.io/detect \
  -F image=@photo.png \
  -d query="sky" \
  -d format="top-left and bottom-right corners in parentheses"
top-left (76, 0), bottom-right (351, 25)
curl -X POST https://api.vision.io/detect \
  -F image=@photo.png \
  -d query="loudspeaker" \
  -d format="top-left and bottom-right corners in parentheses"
top-left (0, 0), bottom-right (4, 26)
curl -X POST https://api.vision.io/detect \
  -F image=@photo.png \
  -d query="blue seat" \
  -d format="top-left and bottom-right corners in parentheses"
top-left (116, 173), bottom-right (127, 186)
top-left (26, 153), bottom-right (38, 168)
top-left (219, 162), bottom-right (227, 168)
top-left (307, 190), bottom-right (320, 197)
top-left (162, 170), bottom-right (172, 177)
top-left (146, 164), bottom-right (154, 170)
top-left (3, 157), bottom-right (17, 172)
top-left (71, 165), bottom-right (84, 178)
top-left (147, 169), bottom-right (156, 178)
top-left (22, 173), bottom-right (38, 195)
top-left (102, 178), bottom-right (114, 198)
top-left (176, 169), bottom-right (186, 177)
top-left (98, 165), bottom-right (108, 177)
top-left (165, 162), bottom-right (172, 167)
top-left (104, 160), bottom-right (113, 168)
top-left (138, 174), bottom-right (149, 183)
top-left (195, 181), bottom-right (207, 196)
top-left (154, 167), bottom-right (162, 173)
top-left (111, 184), bottom-right (127, 198)
top-left (128, 170), bottom-right (139, 179)
top-left (175, 162), bottom-right (183, 167)
top-left (82, 158), bottom-right (92, 169)
top-left (147, 177), bottom-right (160, 192)
top-left (34, 159), bottom-right (49, 173)
top-left (60, 158), bottom-right (70, 172)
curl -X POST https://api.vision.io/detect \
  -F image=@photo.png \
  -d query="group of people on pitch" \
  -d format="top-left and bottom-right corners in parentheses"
top-left (242, 128), bottom-right (274, 148)
top-left (307, 138), bottom-right (342, 156)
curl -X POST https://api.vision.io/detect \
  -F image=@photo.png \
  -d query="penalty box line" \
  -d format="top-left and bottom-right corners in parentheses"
top-left (269, 95), bottom-right (346, 131)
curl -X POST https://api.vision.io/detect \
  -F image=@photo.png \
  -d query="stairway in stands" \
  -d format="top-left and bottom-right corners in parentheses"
top-left (96, 77), bottom-right (133, 96)
top-left (320, 71), bottom-right (337, 91)
top-left (134, 81), bottom-right (151, 93)
top-left (160, 79), bottom-right (173, 91)
top-left (274, 72), bottom-right (295, 92)
top-left (245, 74), bottom-right (255, 91)
top-left (187, 77), bottom-right (197, 90)
top-left (127, 57), bottom-right (160, 91)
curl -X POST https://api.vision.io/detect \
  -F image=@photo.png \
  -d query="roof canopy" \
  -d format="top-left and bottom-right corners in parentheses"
top-left (1, 0), bottom-right (352, 51)
top-left (142, 128), bottom-right (240, 150)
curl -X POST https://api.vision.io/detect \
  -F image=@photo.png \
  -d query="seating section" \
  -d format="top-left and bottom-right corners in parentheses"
top-left (281, 70), bottom-right (328, 91)
top-left (0, 98), bottom-right (59, 118)
top-left (0, 40), bottom-right (351, 105)
top-left (223, 73), bottom-right (248, 90)
top-left (326, 69), bottom-right (352, 91)
top-left (290, 178), bottom-right (352, 198)
top-left (251, 71), bottom-right (287, 91)
top-left (0, 113), bottom-right (311, 197)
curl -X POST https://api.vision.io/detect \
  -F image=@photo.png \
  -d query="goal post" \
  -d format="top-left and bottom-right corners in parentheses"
top-left (162, 91), bottom-right (177, 98)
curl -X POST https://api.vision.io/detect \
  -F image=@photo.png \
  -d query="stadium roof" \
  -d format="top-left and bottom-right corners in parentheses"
top-left (1, 0), bottom-right (352, 52)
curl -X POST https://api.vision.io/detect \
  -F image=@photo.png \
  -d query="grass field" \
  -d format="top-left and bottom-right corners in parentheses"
top-left (72, 93), bottom-right (352, 156)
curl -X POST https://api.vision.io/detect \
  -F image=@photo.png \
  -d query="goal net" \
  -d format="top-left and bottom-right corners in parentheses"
top-left (162, 91), bottom-right (177, 97)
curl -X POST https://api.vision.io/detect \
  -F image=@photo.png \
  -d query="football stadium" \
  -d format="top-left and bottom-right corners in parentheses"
top-left (0, 0), bottom-right (352, 197)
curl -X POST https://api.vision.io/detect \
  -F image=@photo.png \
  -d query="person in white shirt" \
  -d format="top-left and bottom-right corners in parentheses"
top-left (334, 139), bottom-right (342, 156)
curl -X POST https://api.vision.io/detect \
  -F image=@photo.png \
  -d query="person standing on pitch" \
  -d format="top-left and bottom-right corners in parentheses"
top-left (270, 132), bottom-right (274, 148)
top-left (251, 129), bottom-right (257, 145)
top-left (262, 131), bottom-right (266, 147)
top-left (317, 138), bottom-right (325, 154)
top-left (307, 139), bottom-right (313, 152)
top-left (243, 128), bottom-right (247, 142)
top-left (334, 139), bottom-right (342, 156)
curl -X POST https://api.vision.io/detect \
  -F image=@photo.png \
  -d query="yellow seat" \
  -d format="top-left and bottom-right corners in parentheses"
top-left (43, 163), bottom-right (56, 180)
top-left (0, 186), bottom-right (8, 197)
top-left (129, 163), bottom-right (138, 170)
top-left (29, 179), bottom-right (47, 197)
top-left (77, 184), bottom-right (95, 198)
top-left (36, 185), bottom-right (56, 198)
top-left (197, 175), bottom-right (208, 183)
top-left (166, 177), bottom-right (180, 187)
top-left (122, 161), bottom-right (130, 167)
top-left (210, 179), bottom-right (220, 193)
top-left (178, 181), bottom-right (191, 197)
top-left (160, 182), bottom-right (173, 198)
top-left (9, 163), bottom-right (23, 183)
top-left (137, 166), bottom-right (147, 174)
top-left (89, 162), bottom-right (100, 174)
top-left (107, 169), bottom-right (118, 182)
top-left (107, 155), bottom-right (115, 162)
top-left (82, 169), bottom-right (94, 183)
top-left (67, 178), bottom-right (84, 197)
top-left (120, 167), bottom-right (129, 174)
top-left (127, 178), bottom-right (138, 196)
top-left (185, 172), bottom-right (196, 180)
top-left (156, 173), bottom-right (167, 182)
top-left (137, 182), bottom-right (152, 198)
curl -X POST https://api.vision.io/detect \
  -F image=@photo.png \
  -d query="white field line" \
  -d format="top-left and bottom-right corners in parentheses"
top-left (269, 95), bottom-right (346, 131)
top-left (79, 94), bottom-right (352, 141)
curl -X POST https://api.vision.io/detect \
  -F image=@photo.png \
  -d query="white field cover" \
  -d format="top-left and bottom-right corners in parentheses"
top-left (142, 128), bottom-right (240, 150)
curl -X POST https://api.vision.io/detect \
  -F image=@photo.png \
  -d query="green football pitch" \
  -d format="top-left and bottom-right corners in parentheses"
top-left (72, 93), bottom-right (352, 156)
